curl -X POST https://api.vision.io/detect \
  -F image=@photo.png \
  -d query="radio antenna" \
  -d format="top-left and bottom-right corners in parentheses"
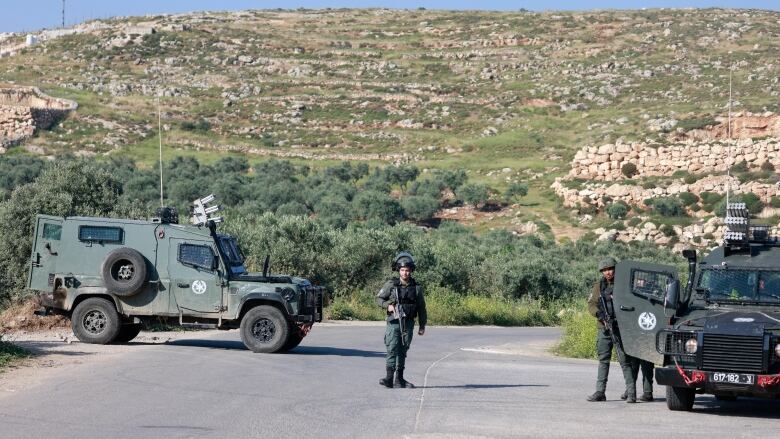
top-left (726, 65), bottom-right (733, 206)
top-left (157, 93), bottom-right (164, 207)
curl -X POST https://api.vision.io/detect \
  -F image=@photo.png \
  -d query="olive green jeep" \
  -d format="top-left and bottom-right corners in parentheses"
top-left (28, 195), bottom-right (324, 353)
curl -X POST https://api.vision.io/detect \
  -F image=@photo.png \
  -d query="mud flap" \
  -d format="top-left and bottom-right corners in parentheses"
top-left (612, 261), bottom-right (678, 364)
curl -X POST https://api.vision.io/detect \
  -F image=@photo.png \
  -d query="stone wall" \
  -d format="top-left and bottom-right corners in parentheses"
top-left (568, 137), bottom-right (780, 181)
top-left (552, 175), bottom-right (778, 209)
top-left (0, 86), bottom-right (77, 149)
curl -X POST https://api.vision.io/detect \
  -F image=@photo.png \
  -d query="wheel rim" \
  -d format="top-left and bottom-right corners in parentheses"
top-left (113, 259), bottom-right (135, 282)
top-left (83, 309), bottom-right (107, 335)
top-left (250, 318), bottom-right (276, 343)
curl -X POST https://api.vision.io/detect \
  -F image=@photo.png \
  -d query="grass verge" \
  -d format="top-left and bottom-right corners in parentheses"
top-left (552, 301), bottom-right (599, 359)
top-left (0, 339), bottom-right (29, 371)
top-left (326, 288), bottom-right (563, 326)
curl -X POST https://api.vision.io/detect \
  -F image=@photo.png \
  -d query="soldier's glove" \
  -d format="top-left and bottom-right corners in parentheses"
top-left (387, 297), bottom-right (397, 305)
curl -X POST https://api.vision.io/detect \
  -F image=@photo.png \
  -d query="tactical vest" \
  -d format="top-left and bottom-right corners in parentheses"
top-left (600, 278), bottom-right (615, 318)
top-left (393, 278), bottom-right (420, 320)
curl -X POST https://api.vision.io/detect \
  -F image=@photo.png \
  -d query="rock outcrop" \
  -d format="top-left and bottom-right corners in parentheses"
top-left (0, 86), bottom-right (78, 150)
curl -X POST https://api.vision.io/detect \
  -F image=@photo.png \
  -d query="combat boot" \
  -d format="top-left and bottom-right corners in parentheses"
top-left (639, 393), bottom-right (654, 402)
top-left (586, 391), bottom-right (606, 402)
top-left (620, 392), bottom-right (627, 400)
top-left (379, 367), bottom-right (394, 388)
top-left (394, 368), bottom-right (415, 389)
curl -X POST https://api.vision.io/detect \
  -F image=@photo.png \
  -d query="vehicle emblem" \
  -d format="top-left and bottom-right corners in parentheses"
top-left (191, 280), bottom-right (207, 295)
top-left (638, 312), bottom-right (656, 331)
top-left (733, 317), bottom-right (755, 323)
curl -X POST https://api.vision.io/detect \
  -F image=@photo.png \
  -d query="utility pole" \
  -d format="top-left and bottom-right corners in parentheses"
top-left (62, 0), bottom-right (66, 28)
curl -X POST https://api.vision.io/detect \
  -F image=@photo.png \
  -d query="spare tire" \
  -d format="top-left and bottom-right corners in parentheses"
top-left (101, 247), bottom-right (148, 297)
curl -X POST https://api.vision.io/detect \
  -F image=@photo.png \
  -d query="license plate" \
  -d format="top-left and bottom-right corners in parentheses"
top-left (710, 372), bottom-right (755, 385)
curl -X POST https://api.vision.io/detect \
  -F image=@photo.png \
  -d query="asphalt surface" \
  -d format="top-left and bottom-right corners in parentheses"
top-left (1, 324), bottom-right (779, 438)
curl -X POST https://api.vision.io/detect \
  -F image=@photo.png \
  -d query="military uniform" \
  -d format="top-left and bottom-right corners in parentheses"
top-left (376, 252), bottom-right (427, 388)
top-left (586, 258), bottom-right (638, 403)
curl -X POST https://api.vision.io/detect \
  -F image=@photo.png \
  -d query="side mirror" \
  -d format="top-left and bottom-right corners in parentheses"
top-left (682, 249), bottom-right (697, 262)
top-left (665, 279), bottom-right (680, 310)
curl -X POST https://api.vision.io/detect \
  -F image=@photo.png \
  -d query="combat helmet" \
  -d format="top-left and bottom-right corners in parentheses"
top-left (598, 257), bottom-right (617, 271)
top-left (392, 251), bottom-right (416, 271)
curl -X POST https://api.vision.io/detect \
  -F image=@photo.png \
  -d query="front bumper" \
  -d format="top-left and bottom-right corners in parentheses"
top-left (656, 366), bottom-right (780, 397)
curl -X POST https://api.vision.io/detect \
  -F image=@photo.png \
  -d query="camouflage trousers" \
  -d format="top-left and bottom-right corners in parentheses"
top-left (595, 327), bottom-right (637, 396)
top-left (385, 319), bottom-right (415, 370)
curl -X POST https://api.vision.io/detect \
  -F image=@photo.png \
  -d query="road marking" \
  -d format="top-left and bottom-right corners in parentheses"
top-left (414, 351), bottom-right (456, 432)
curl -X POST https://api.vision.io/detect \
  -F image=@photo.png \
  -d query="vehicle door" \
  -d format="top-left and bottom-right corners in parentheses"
top-left (612, 260), bottom-right (678, 364)
top-left (28, 217), bottom-right (63, 291)
top-left (168, 238), bottom-right (223, 315)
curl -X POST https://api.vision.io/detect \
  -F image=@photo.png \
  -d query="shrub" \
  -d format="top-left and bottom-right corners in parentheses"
top-left (770, 196), bottom-right (780, 208)
top-left (606, 201), bottom-right (629, 219)
top-left (659, 224), bottom-right (677, 237)
top-left (627, 217), bottom-right (641, 227)
top-left (652, 197), bottom-right (687, 217)
top-left (352, 190), bottom-right (404, 225)
top-left (677, 192), bottom-right (699, 206)
top-left (760, 160), bottom-right (775, 172)
top-left (731, 160), bottom-right (748, 173)
top-left (401, 195), bottom-right (441, 222)
top-left (683, 174), bottom-right (698, 184)
top-left (621, 162), bottom-right (638, 178)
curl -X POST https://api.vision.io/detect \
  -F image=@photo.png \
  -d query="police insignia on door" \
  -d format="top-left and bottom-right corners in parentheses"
top-left (191, 280), bottom-right (207, 295)
top-left (638, 311), bottom-right (656, 330)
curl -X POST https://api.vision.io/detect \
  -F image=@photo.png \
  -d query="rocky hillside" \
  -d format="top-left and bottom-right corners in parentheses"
top-left (0, 8), bottom-right (778, 245)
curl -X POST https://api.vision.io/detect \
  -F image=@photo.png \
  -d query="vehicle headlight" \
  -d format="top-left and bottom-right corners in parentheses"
top-left (281, 287), bottom-right (296, 301)
top-left (775, 343), bottom-right (780, 359)
top-left (685, 338), bottom-right (698, 354)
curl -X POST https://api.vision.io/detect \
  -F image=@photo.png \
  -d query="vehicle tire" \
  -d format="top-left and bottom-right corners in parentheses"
top-left (101, 247), bottom-right (148, 297)
top-left (113, 324), bottom-right (142, 343)
top-left (71, 298), bottom-right (122, 344)
top-left (280, 331), bottom-right (304, 352)
top-left (240, 305), bottom-right (290, 353)
top-left (715, 395), bottom-right (737, 402)
top-left (666, 386), bottom-right (696, 411)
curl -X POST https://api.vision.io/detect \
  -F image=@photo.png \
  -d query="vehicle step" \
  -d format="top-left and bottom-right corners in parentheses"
top-left (180, 322), bottom-right (218, 329)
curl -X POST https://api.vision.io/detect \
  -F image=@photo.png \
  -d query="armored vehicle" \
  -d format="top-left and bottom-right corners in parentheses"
top-left (613, 203), bottom-right (780, 410)
top-left (28, 195), bottom-right (324, 353)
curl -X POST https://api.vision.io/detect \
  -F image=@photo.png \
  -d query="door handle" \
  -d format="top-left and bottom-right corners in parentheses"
top-left (177, 283), bottom-right (190, 288)
top-left (620, 305), bottom-right (635, 311)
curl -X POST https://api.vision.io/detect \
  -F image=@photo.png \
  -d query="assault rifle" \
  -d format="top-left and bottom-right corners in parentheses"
top-left (599, 293), bottom-right (626, 364)
top-left (392, 287), bottom-right (407, 346)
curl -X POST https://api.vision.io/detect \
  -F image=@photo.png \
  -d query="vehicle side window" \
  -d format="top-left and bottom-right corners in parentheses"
top-left (178, 244), bottom-right (214, 270)
top-left (42, 223), bottom-right (62, 240)
top-left (631, 269), bottom-right (672, 301)
top-left (78, 226), bottom-right (123, 243)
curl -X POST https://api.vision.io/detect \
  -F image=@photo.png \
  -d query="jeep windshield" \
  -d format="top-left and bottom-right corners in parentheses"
top-left (217, 235), bottom-right (247, 276)
top-left (699, 268), bottom-right (780, 304)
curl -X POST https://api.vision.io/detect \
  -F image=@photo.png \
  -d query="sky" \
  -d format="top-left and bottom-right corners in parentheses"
top-left (1, 0), bottom-right (778, 33)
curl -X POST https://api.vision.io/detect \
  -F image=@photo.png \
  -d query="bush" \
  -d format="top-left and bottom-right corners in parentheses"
top-left (659, 224), bottom-right (677, 237)
top-left (677, 192), bottom-right (699, 206)
top-left (770, 196), bottom-right (780, 208)
top-left (180, 119), bottom-right (211, 132)
top-left (621, 162), bottom-right (638, 178)
top-left (606, 201), bottom-right (629, 219)
top-left (554, 304), bottom-right (599, 359)
top-left (352, 190), bottom-right (404, 225)
top-left (651, 197), bottom-right (687, 217)
top-left (731, 160), bottom-right (749, 173)
top-left (683, 174), bottom-right (699, 184)
top-left (760, 161), bottom-right (775, 172)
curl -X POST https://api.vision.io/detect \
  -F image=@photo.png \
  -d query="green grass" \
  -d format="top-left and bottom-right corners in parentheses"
top-left (327, 288), bottom-right (561, 326)
top-left (0, 340), bottom-right (29, 371)
top-left (552, 301), bottom-right (599, 359)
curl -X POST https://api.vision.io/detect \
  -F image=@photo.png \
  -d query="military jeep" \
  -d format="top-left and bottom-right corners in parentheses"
top-left (28, 195), bottom-right (324, 353)
top-left (613, 203), bottom-right (780, 410)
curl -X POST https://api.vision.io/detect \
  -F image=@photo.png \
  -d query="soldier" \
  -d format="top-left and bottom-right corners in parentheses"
top-left (376, 251), bottom-right (427, 389)
top-left (586, 257), bottom-right (638, 403)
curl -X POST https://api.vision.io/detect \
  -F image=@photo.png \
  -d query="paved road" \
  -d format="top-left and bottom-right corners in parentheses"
top-left (1, 324), bottom-right (779, 438)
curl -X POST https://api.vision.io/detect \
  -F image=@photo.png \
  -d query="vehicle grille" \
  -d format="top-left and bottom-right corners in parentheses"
top-left (657, 330), bottom-right (697, 357)
top-left (701, 333), bottom-right (765, 373)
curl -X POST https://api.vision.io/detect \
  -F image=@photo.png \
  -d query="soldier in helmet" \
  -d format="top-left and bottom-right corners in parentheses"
top-left (586, 257), bottom-right (638, 403)
top-left (376, 251), bottom-right (427, 388)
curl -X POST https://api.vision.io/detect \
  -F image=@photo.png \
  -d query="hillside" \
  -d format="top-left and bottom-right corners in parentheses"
top-left (0, 8), bottom-right (778, 245)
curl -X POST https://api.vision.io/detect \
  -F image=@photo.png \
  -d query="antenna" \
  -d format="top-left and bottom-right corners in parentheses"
top-left (158, 94), bottom-right (164, 207)
top-left (61, 0), bottom-right (65, 28)
top-left (726, 65), bottom-right (733, 206)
